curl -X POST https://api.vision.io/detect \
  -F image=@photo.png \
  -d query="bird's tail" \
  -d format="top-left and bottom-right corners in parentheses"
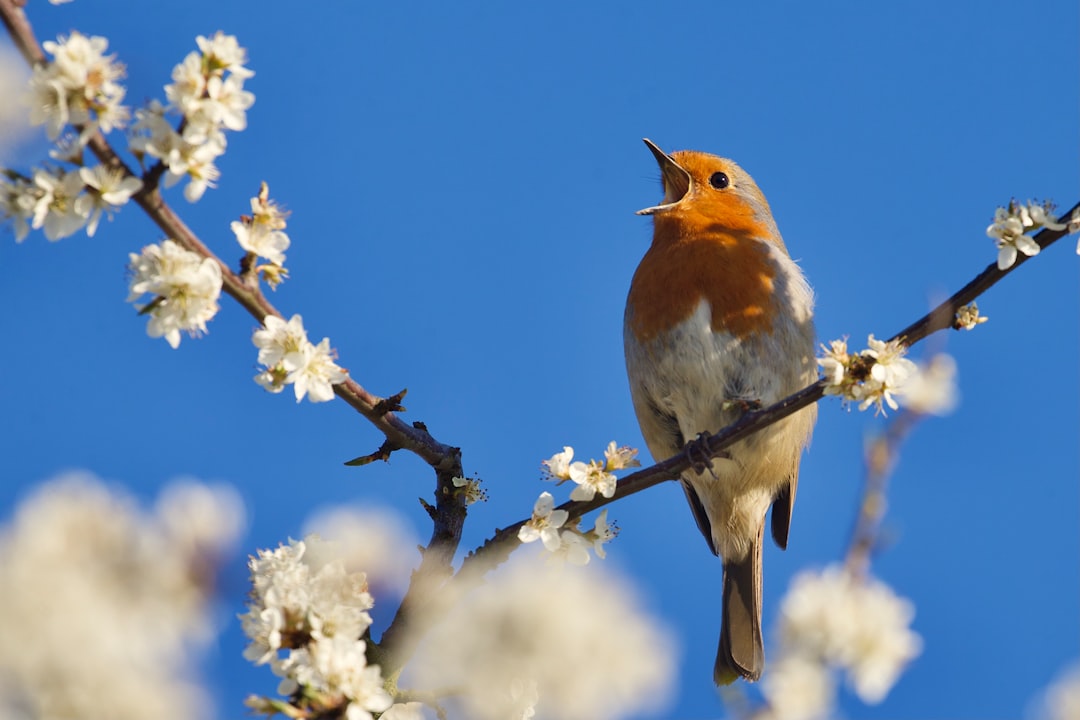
top-left (715, 526), bottom-right (764, 684)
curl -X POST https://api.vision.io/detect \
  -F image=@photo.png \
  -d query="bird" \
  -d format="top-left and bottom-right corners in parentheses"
top-left (623, 139), bottom-right (817, 684)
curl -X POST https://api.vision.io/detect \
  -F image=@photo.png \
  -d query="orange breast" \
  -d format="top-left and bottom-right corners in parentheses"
top-left (627, 217), bottom-right (779, 343)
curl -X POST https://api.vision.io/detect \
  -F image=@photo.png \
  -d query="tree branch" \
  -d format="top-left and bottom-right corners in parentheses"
top-left (459, 207), bottom-right (1080, 579)
top-left (0, 0), bottom-right (464, 475)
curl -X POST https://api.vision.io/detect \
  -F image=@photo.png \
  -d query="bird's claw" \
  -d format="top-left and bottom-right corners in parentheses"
top-left (685, 432), bottom-right (730, 479)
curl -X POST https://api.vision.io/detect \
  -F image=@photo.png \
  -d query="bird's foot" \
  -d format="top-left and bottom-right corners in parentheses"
top-left (685, 432), bottom-right (730, 479)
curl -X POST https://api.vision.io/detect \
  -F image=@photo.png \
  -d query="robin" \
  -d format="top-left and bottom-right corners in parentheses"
top-left (624, 139), bottom-right (817, 683)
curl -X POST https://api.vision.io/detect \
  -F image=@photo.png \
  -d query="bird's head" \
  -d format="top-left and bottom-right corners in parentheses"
top-left (637, 139), bottom-right (782, 247)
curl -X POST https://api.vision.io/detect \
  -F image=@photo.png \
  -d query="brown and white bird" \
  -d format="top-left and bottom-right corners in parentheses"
top-left (623, 139), bottom-right (817, 683)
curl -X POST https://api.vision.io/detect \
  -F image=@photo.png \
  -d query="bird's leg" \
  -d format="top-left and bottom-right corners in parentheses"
top-left (685, 432), bottom-right (730, 479)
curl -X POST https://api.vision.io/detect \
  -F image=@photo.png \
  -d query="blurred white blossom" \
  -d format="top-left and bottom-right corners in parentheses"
top-left (410, 556), bottom-right (675, 720)
top-left (127, 239), bottom-right (223, 348)
top-left (382, 703), bottom-right (427, 720)
top-left (764, 564), bottom-right (921, 716)
top-left (1039, 663), bottom-right (1080, 720)
top-left (902, 353), bottom-right (958, 416)
top-left (0, 472), bottom-right (242, 720)
top-left (0, 172), bottom-right (40, 241)
top-left (303, 505), bottom-right (419, 594)
top-left (761, 655), bottom-right (834, 720)
top-left (0, 47), bottom-right (31, 161)
top-left (27, 31), bottom-right (128, 142)
top-left (253, 313), bottom-right (348, 403)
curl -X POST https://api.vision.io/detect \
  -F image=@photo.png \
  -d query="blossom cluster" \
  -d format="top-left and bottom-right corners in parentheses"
top-left (232, 181), bottom-right (290, 286)
top-left (410, 556), bottom-right (675, 720)
top-left (27, 31), bottom-right (129, 142)
top-left (241, 535), bottom-right (393, 720)
top-left (127, 239), bottom-right (223, 348)
top-left (130, 32), bottom-right (254, 202)
top-left (762, 565), bottom-right (922, 720)
top-left (0, 473), bottom-right (243, 720)
top-left (518, 491), bottom-right (617, 565)
top-left (0, 164), bottom-right (142, 241)
top-left (252, 313), bottom-right (348, 403)
top-left (986, 199), bottom-right (1067, 270)
top-left (542, 442), bottom-right (639, 501)
top-left (818, 335), bottom-right (918, 415)
top-left (517, 441), bottom-right (636, 564)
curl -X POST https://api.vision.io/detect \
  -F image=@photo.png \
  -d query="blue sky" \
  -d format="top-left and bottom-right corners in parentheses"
top-left (1, 1), bottom-right (1077, 718)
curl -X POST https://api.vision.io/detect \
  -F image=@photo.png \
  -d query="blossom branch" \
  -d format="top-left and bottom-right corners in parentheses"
top-left (0, 0), bottom-right (461, 474)
top-left (891, 201), bottom-right (1079, 346)
top-left (459, 208), bottom-right (1079, 576)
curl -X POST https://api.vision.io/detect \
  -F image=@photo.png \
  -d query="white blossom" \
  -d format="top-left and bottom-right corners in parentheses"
top-left (78, 164), bottom-right (142, 236)
top-left (818, 334), bottom-right (920, 415)
top-left (28, 32), bottom-right (128, 142)
top-left (127, 239), bottom-right (223, 348)
top-left (953, 302), bottom-right (988, 330)
top-left (587, 509), bottom-right (617, 559)
top-left (129, 33), bottom-right (253, 203)
top-left (451, 475), bottom-right (488, 505)
top-left (240, 535), bottom-right (374, 667)
top-left (541, 445), bottom-right (574, 480)
top-left (603, 441), bottom-right (640, 471)
top-left (518, 491), bottom-right (568, 551)
top-left (568, 459), bottom-right (617, 501)
top-left (196, 31), bottom-right (255, 79)
top-left (858, 334), bottom-right (918, 414)
top-left (290, 337), bottom-right (348, 403)
top-left (818, 338), bottom-right (850, 389)
top-left (252, 314), bottom-right (347, 402)
top-left (243, 535), bottom-right (393, 720)
top-left (231, 182), bottom-right (290, 266)
top-left (164, 52), bottom-right (206, 116)
top-left (987, 201), bottom-right (1060, 270)
top-left (30, 166), bottom-right (88, 240)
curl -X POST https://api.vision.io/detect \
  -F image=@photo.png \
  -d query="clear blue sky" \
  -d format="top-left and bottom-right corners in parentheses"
top-left (1, 2), bottom-right (1077, 718)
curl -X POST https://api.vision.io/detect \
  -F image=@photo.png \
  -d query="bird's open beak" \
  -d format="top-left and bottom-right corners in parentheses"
top-left (637, 138), bottom-right (692, 215)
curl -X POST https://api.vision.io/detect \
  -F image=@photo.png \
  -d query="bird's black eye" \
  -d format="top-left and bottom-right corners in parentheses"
top-left (709, 172), bottom-right (730, 189)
